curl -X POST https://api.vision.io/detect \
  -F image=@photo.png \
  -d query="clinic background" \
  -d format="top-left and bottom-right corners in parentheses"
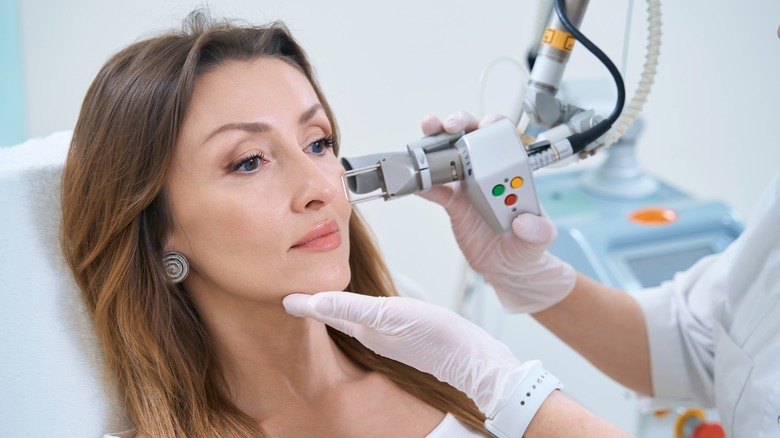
top-left (3, 1), bottom-right (779, 434)
top-left (8, 0), bottom-right (780, 309)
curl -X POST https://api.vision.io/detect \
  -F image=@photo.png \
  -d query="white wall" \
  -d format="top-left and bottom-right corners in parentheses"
top-left (0, 0), bottom-right (26, 147)
top-left (20, 0), bottom-right (780, 311)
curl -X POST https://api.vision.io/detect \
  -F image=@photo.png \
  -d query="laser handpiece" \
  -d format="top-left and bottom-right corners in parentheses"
top-left (341, 119), bottom-right (573, 233)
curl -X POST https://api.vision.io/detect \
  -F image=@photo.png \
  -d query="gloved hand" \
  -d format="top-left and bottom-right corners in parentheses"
top-left (283, 291), bottom-right (542, 418)
top-left (419, 111), bottom-right (576, 313)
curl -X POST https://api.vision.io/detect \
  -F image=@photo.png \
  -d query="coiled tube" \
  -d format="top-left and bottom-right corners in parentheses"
top-left (597, 0), bottom-right (662, 150)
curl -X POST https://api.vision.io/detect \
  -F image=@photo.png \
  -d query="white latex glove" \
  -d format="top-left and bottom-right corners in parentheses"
top-left (283, 291), bottom-right (540, 418)
top-left (419, 111), bottom-right (576, 313)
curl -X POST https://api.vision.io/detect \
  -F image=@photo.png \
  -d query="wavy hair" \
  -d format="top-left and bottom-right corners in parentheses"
top-left (61, 11), bottom-right (486, 437)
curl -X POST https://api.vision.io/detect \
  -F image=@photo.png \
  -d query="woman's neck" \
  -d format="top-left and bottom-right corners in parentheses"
top-left (197, 295), bottom-right (366, 422)
top-left (188, 289), bottom-right (448, 437)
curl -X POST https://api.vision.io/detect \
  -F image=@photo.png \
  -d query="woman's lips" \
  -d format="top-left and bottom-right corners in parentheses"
top-left (290, 219), bottom-right (341, 251)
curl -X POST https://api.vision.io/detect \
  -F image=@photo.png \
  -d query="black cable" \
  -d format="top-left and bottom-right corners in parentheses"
top-left (554, 0), bottom-right (626, 154)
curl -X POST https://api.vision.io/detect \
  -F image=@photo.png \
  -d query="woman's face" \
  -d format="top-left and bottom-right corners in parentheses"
top-left (165, 57), bottom-right (351, 305)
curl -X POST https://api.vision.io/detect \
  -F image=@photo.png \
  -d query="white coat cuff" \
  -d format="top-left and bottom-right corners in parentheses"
top-left (632, 285), bottom-right (698, 406)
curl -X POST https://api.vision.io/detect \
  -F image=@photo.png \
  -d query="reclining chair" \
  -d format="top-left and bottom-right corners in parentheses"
top-left (0, 132), bottom-right (131, 437)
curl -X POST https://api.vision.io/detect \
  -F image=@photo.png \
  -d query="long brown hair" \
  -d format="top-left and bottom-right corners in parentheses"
top-left (61, 11), bottom-right (486, 437)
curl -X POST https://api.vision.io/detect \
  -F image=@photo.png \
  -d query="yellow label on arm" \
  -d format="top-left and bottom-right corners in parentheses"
top-left (541, 28), bottom-right (576, 52)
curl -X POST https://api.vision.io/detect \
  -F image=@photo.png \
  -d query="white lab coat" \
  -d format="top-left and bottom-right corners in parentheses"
top-left (634, 171), bottom-right (780, 437)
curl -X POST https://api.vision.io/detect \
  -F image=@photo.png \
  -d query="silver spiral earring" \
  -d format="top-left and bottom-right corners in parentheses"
top-left (163, 252), bottom-right (189, 284)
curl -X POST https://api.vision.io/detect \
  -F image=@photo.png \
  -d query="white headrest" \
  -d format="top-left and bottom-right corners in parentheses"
top-left (0, 132), bottom-right (131, 437)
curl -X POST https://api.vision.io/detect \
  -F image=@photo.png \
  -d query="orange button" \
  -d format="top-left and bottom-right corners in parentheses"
top-left (629, 207), bottom-right (678, 225)
top-left (504, 194), bottom-right (517, 206)
top-left (510, 177), bottom-right (524, 189)
top-left (652, 409), bottom-right (671, 418)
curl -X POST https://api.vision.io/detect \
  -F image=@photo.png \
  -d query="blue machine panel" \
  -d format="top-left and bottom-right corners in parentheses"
top-left (536, 169), bottom-right (743, 291)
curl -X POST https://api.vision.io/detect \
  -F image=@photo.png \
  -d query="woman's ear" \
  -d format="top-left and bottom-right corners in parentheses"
top-left (163, 234), bottom-right (175, 254)
top-left (163, 226), bottom-right (186, 255)
top-left (162, 221), bottom-right (183, 254)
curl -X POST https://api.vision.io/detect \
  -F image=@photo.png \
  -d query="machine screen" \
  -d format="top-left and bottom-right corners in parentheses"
top-left (625, 246), bottom-right (715, 288)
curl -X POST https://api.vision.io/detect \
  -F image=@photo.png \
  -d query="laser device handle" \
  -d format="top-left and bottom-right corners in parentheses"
top-left (341, 120), bottom-right (542, 233)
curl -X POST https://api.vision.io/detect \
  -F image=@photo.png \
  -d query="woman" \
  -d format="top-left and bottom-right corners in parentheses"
top-left (60, 11), bottom-right (486, 437)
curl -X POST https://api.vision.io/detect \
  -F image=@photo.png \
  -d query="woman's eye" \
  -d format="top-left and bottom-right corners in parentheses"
top-left (305, 136), bottom-right (335, 155)
top-left (230, 153), bottom-right (263, 173)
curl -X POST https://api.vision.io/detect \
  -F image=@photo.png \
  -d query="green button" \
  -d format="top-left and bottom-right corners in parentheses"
top-left (492, 184), bottom-right (505, 196)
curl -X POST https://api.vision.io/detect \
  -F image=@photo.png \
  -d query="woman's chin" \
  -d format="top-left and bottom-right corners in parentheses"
top-left (294, 267), bottom-right (351, 294)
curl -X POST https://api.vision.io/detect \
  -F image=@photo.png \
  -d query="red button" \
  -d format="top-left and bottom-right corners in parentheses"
top-left (692, 423), bottom-right (725, 438)
top-left (504, 194), bottom-right (517, 206)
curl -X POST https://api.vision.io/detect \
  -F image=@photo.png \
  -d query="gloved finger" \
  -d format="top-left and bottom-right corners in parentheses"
top-left (283, 293), bottom-right (317, 317)
top-left (478, 113), bottom-right (507, 128)
top-left (421, 114), bottom-right (444, 136)
top-left (307, 291), bottom-right (390, 331)
top-left (415, 184), bottom-right (456, 208)
top-left (511, 213), bottom-right (558, 246)
top-left (283, 293), bottom-right (363, 337)
top-left (443, 110), bottom-right (479, 134)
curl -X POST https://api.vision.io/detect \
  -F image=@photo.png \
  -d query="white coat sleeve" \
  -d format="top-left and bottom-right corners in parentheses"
top-left (632, 253), bottom-right (725, 407)
top-left (632, 170), bottom-right (780, 408)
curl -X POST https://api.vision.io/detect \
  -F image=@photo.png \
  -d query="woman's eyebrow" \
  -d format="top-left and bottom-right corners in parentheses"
top-left (299, 103), bottom-right (323, 124)
top-left (203, 121), bottom-right (271, 146)
top-left (201, 104), bottom-right (324, 147)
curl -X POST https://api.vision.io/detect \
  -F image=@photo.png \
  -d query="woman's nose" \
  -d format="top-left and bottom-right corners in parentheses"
top-left (289, 154), bottom-right (339, 212)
